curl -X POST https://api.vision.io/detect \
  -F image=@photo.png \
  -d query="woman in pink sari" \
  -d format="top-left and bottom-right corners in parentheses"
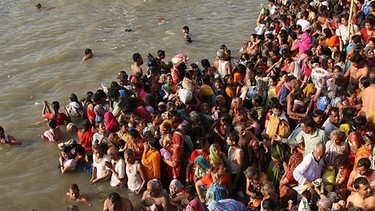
top-left (104, 111), bottom-right (119, 133)
top-left (292, 30), bottom-right (313, 57)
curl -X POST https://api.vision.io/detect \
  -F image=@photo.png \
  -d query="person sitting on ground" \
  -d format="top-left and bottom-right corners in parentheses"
top-left (65, 184), bottom-right (91, 207)
top-left (81, 48), bottom-right (93, 62)
top-left (0, 126), bottom-right (21, 145)
top-left (103, 192), bottom-right (133, 211)
top-left (141, 179), bottom-right (171, 211)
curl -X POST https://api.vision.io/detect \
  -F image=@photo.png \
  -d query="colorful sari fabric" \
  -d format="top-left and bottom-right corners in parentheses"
top-left (104, 111), bottom-right (119, 133)
top-left (208, 199), bottom-right (246, 211)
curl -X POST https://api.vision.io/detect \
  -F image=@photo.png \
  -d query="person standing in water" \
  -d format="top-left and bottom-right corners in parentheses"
top-left (182, 26), bottom-right (192, 43)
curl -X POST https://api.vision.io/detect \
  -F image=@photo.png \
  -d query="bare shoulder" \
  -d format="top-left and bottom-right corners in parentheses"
top-left (123, 197), bottom-right (134, 211)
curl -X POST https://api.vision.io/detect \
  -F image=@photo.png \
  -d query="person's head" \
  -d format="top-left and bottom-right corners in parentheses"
top-left (159, 121), bottom-right (172, 135)
top-left (244, 166), bottom-right (259, 180)
top-left (107, 146), bottom-right (119, 160)
top-left (108, 192), bottom-right (122, 210)
top-left (128, 129), bottom-right (141, 141)
top-left (147, 179), bottom-right (161, 197)
top-left (317, 198), bottom-right (334, 211)
top-left (95, 121), bottom-right (106, 134)
top-left (66, 205), bottom-right (79, 211)
top-left (92, 143), bottom-right (103, 158)
top-left (84, 48), bottom-right (93, 57)
top-left (194, 136), bottom-right (207, 150)
top-left (132, 52), bottom-right (143, 65)
top-left (262, 199), bottom-right (278, 211)
top-left (61, 146), bottom-right (72, 159)
top-left (184, 185), bottom-right (196, 202)
top-left (328, 107), bottom-right (340, 125)
top-left (157, 50), bottom-right (165, 59)
top-left (226, 131), bottom-right (239, 146)
top-left (51, 101), bottom-right (60, 112)
top-left (0, 126), bottom-right (4, 137)
top-left (261, 182), bottom-right (276, 197)
top-left (357, 158), bottom-right (371, 175)
top-left (123, 149), bottom-right (135, 164)
top-left (334, 154), bottom-right (349, 169)
top-left (352, 115), bottom-right (367, 132)
top-left (182, 26), bottom-right (190, 33)
top-left (300, 116), bottom-right (316, 134)
top-left (35, 2), bottom-right (42, 9)
top-left (353, 177), bottom-right (371, 197)
top-left (48, 119), bottom-right (58, 129)
top-left (360, 134), bottom-right (374, 151)
top-left (68, 184), bottom-right (80, 199)
top-left (313, 143), bottom-right (325, 161)
top-left (350, 53), bottom-right (363, 68)
top-left (360, 77), bottom-right (371, 89)
top-left (330, 130), bottom-right (344, 145)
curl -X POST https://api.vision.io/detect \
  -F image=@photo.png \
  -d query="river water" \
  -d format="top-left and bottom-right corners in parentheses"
top-left (0, 0), bottom-right (262, 210)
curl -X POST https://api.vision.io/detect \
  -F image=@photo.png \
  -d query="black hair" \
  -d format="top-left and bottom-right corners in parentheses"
top-left (108, 192), bottom-right (121, 203)
top-left (228, 131), bottom-right (239, 144)
top-left (48, 119), bottom-right (58, 129)
top-left (353, 177), bottom-right (369, 189)
top-left (357, 158), bottom-right (371, 169)
top-left (132, 52), bottom-right (142, 62)
top-left (84, 48), bottom-right (92, 55)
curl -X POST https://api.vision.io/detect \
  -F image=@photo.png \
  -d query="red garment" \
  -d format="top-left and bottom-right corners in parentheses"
top-left (86, 104), bottom-right (95, 125)
top-left (77, 129), bottom-right (94, 152)
top-left (42, 113), bottom-right (70, 126)
top-left (188, 150), bottom-right (210, 182)
top-left (359, 27), bottom-right (375, 43)
top-left (104, 111), bottom-right (119, 133)
top-left (200, 173), bottom-right (230, 189)
top-left (348, 131), bottom-right (361, 168)
top-left (166, 130), bottom-right (185, 180)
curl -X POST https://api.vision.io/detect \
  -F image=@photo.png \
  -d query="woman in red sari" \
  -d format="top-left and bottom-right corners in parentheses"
top-left (77, 119), bottom-right (94, 152)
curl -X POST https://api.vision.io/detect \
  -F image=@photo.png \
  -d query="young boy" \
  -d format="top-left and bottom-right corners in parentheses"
top-left (81, 48), bottom-right (93, 62)
top-left (182, 26), bottom-right (192, 43)
top-left (131, 52), bottom-right (144, 77)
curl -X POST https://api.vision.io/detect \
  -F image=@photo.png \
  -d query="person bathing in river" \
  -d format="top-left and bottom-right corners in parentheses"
top-left (65, 184), bottom-right (91, 207)
top-left (0, 126), bottom-right (21, 145)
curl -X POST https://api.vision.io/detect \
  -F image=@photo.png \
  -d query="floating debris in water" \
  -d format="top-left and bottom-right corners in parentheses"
top-left (125, 29), bottom-right (132, 32)
top-left (95, 39), bottom-right (106, 42)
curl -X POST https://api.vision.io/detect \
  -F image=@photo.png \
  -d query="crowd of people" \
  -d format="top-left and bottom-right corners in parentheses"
top-left (7, 0), bottom-right (375, 210)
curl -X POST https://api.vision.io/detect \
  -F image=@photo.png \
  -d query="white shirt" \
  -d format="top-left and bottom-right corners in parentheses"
top-left (293, 152), bottom-right (325, 185)
top-left (110, 158), bottom-right (126, 187)
top-left (93, 153), bottom-right (110, 178)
